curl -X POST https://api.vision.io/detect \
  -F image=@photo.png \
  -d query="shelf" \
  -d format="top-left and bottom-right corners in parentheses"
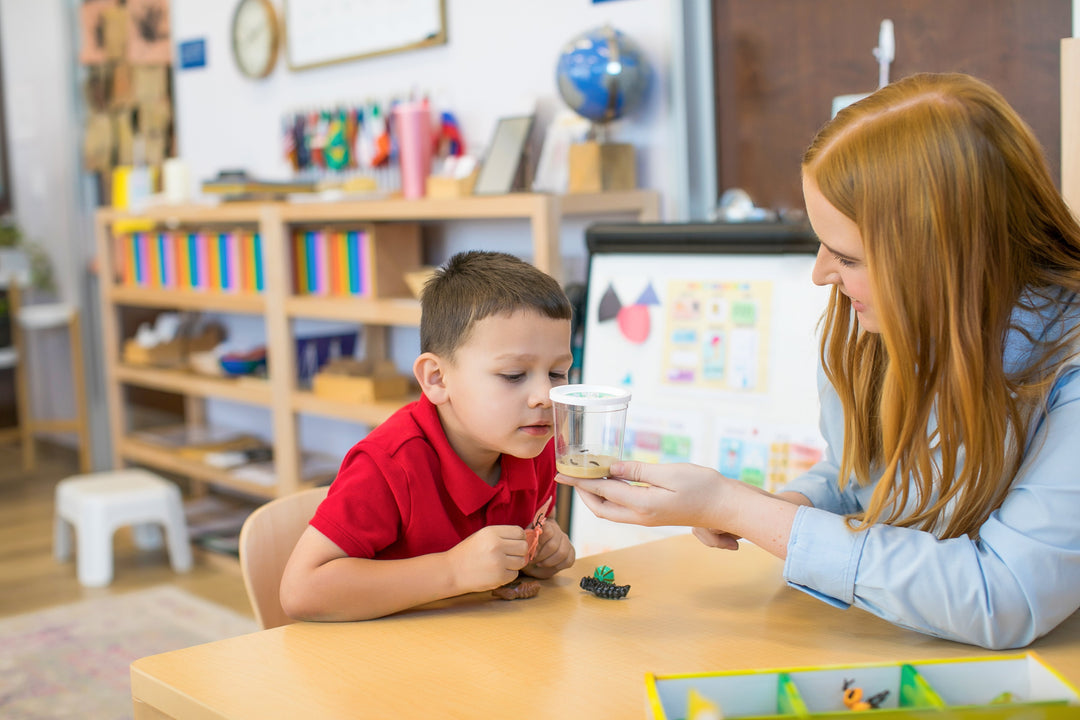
top-left (291, 390), bottom-right (421, 426)
top-left (115, 364), bottom-right (273, 405)
top-left (119, 436), bottom-right (280, 499)
top-left (284, 295), bottom-right (421, 324)
top-left (100, 203), bottom-right (266, 225)
top-left (108, 286), bottom-right (266, 313)
top-left (97, 190), bottom-right (661, 501)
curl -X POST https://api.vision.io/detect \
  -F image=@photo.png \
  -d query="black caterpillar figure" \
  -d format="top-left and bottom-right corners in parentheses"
top-left (580, 575), bottom-right (630, 599)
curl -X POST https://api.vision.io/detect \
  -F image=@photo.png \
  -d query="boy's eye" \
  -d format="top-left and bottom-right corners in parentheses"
top-left (499, 373), bottom-right (525, 383)
top-left (549, 371), bottom-right (568, 382)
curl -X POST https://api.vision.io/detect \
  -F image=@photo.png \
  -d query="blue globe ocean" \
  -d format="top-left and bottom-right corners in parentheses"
top-left (556, 26), bottom-right (650, 125)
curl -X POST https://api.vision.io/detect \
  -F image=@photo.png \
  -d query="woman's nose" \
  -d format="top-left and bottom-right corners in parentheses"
top-left (811, 245), bottom-right (838, 287)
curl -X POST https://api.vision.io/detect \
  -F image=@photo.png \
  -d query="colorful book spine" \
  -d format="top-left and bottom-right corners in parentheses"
top-left (206, 233), bottom-right (220, 291)
top-left (359, 230), bottom-right (372, 297)
top-left (304, 231), bottom-right (318, 295)
top-left (217, 234), bottom-right (230, 291)
top-left (193, 233), bottom-right (207, 290)
top-left (293, 232), bottom-right (308, 294)
top-left (161, 233), bottom-right (176, 289)
top-left (133, 233), bottom-right (145, 286)
top-left (241, 232), bottom-right (256, 293)
top-left (227, 232), bottom-right (242, 293)
top-left (120, 235), bottom-right (136, 286)
top-left (145, 233), bottom-right (160, 288)
top-left (253, 233), bottom-right (265, 292)
top-left (177, 232), bottom-right (191, 289)
top-left (346, 230), bottom-right (361, 295)
top-left (335, 232), bottom-right (349, 296)
top-left (328, 231), bottom-right (343, 296)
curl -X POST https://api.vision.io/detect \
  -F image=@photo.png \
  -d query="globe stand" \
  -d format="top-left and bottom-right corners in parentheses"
top-left (567, 140), bottom-right (636, 193)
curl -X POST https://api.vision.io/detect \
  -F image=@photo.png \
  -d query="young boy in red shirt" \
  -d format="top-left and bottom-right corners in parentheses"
top-left (280, 250), bottom-right (577, 621)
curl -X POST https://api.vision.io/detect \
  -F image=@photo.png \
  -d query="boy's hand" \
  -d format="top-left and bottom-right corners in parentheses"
top-left (447, 525), bottom-right (528, 594)
top-left (523, 521), bottom-right (575, 579)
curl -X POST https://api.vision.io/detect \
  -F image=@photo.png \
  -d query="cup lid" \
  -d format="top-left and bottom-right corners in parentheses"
top-left (549, 384), bottom-right (631, 407)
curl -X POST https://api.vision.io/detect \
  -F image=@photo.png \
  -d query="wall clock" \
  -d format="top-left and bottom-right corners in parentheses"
top-left (231, 0), bottom-right (279, 79)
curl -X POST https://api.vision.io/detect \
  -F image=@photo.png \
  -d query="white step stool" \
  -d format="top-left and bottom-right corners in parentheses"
top-left (54, 469), bottom-right (193, 587)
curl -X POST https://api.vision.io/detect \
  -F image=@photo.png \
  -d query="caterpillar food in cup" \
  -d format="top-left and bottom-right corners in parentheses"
top-left (550, 385), bottom-right (631, 479)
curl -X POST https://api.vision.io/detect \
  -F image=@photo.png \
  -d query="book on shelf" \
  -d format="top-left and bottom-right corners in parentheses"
top-left (292, 228), bottom-right (371, 297)
top-left (116, 230), bottom-right (265, 293)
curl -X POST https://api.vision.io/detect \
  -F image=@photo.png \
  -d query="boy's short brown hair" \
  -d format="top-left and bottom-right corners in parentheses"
top-left (419, 250), bottom-right (572, 357)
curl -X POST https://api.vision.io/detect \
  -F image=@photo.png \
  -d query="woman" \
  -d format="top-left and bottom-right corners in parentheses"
top-left (558, 73), bottom-right (1080, 649)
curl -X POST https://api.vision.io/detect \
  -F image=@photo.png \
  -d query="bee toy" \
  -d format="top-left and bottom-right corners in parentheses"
top-left (842, 679), bottom-right (889, 711)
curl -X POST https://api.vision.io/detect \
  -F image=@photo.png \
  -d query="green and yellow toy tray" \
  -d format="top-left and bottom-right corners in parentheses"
top-left (646, 652), bottom-right (1080, 719)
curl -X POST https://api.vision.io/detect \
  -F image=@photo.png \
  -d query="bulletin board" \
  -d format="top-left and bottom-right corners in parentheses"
top-left (284, 0), bottom-right (447, 70)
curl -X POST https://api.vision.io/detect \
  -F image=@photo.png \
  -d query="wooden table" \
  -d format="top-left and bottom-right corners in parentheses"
top-left (131, 534), bottom-right (1080, 719)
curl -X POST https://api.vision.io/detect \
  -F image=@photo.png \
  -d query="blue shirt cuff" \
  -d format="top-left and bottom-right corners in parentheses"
top-left (783, 505), bottom-right (868, 608)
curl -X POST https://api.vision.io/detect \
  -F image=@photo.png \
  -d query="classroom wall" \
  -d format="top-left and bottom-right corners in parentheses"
top-left (169, 0), bottom-right (685, 457)
top-left (171, 0), bottom-right (677, 213)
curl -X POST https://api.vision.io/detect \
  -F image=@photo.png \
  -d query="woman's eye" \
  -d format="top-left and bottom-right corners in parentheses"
top-left (833, 253), bottom-right (856, 268)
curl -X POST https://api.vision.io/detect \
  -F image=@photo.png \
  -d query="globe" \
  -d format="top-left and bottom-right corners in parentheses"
top-left (556, 25), bottom-right (650, 126)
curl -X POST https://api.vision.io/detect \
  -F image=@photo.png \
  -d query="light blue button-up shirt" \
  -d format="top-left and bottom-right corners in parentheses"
top-left (780, 289), bottom-right (1080, 649)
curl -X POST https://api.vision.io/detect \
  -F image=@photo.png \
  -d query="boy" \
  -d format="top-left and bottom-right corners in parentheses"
top-left (280, 250), bottom-right (577, 621)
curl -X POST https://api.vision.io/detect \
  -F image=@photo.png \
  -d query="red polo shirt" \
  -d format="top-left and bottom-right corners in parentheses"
top-left (310, 394), bottom-right (557, 559)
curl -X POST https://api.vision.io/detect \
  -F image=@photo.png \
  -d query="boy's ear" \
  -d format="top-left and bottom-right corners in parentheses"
top-left (413, 352), bottom-right (449, 405)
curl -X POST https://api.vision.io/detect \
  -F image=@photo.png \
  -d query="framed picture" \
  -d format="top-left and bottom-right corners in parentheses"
top-left (127, 0), bottom-right (172, 65)
top-left (285, 0), bottom-right (446, 71)
top-left (79, 0), bottom-right (116, 65)
top-left (473, 116), bottom-right (534, 196)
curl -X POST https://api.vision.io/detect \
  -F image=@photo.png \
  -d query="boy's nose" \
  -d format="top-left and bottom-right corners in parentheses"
top-left (529, 379), bottom-right (554, 407)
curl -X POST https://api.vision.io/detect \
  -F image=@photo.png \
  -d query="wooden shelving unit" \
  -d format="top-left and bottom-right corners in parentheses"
top-left (94, 191), bottom-right (661, 503)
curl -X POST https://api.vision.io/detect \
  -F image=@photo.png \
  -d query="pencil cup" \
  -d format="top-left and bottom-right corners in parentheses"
top-left (393, 102), bottom-right (433, 199)
top-left (550, 385), bottom-right (631, 478)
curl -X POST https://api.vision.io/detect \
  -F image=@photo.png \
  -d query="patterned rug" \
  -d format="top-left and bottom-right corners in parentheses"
top-left (0, 586), bottom-right (257, 719)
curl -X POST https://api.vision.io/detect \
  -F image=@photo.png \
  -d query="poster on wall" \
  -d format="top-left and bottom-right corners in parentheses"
top-left (284, 0), bottom-right (447, 70)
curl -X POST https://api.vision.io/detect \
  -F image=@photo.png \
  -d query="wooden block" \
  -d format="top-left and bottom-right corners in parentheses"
top-left (567, 142), bottom-right (637, 193)
top-left (425, 169), bottom-right (478, 199)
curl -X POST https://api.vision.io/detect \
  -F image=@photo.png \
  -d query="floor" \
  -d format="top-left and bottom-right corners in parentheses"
top-left (0, 440), bottom-right (254, 620)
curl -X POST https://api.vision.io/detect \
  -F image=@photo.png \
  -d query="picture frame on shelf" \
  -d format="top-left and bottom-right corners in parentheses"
top-left (473, 115), bottom-right (534, 196)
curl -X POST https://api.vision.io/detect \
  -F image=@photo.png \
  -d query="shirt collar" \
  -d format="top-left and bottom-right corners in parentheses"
top-left (412, 394), bottom-right (536, 516)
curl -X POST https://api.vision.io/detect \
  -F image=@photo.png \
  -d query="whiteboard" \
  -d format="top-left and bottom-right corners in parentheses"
top-left (571, 224), bottom-right (831, 555)
top-left (285, 0), bottom-right (446, 70)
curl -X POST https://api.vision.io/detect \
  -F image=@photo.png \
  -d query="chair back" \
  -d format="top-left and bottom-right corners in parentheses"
top-left (239, 485), bottom-right (329, 629)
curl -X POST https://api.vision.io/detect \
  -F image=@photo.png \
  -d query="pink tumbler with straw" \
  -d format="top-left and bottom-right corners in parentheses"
top-left (394, 102), bottom-right (433, 199)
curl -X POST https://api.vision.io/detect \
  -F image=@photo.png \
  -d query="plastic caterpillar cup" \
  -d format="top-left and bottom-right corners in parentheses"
top-left (550, 384), bottom-right (631, 479)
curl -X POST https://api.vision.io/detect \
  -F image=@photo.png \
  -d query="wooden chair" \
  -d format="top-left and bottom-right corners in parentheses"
top-left (238, 485), bottom-right (329, 630)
